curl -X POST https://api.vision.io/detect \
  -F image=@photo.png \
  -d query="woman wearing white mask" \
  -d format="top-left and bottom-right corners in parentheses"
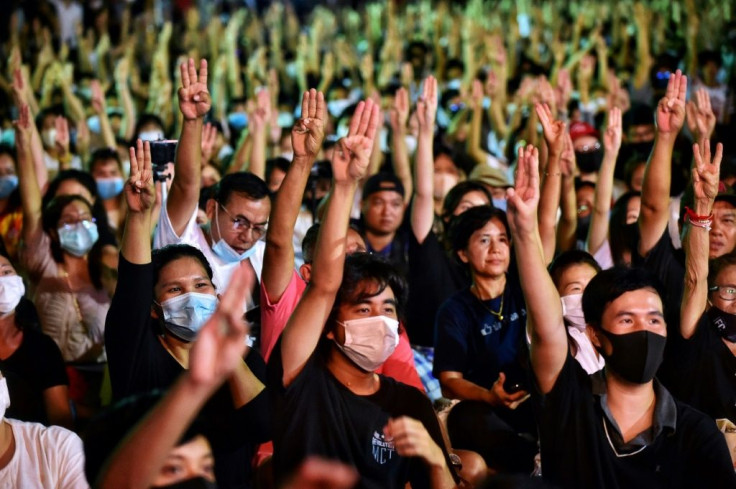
top-left (0, 144), bottom-right (23, 263)
top-left (0, 247), bottom-right (72, 428)
top-left (16, 104), bottom-right (110, 366)
top-left (271, 100), bottom-right (458, 488)
top-left (105, 139), bottom-right (269, 488)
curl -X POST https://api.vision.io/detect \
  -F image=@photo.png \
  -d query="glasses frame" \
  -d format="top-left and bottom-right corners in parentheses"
top-left (709, 285), bottom-right (736, 301)
top-left (218, 203), bottom-right (268, 238)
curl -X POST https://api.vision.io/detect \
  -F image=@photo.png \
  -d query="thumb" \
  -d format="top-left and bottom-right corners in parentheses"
top-left (496, 372), bottom-right (506, 386)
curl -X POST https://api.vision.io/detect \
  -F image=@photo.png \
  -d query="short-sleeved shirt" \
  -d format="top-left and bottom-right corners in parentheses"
top-left (267, 338), bottom-right (454, 488)
top-left (0, 418), bottom-right (88, 489)
top-left (534, 354), bottom-right (736, 489)
top-left (433, 274), bottom-right (528, 390)
top-left (1, 328), bottom-right (68, 425)
top-left (19, 232), bottom-right (109, 363)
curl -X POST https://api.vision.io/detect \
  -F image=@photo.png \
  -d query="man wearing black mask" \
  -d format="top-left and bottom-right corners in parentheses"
top-left (569, 121), bottom-right (603, 182)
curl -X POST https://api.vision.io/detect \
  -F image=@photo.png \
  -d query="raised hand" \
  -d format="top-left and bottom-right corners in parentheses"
top-left (656, 69), bottom-right (687, 136)
top-left (506, 145), bottom-right (541, 237)
top-left (686, 88), bottom-right (716, 141)
top-left (200, 122), bottom-right (217, 163)
top-left (692, 139), bottom-right (723, 204)
top-left (250, 89), bottom-right (271, 132)
top-left (390, 86), bottom-right (409, 131)
top-left (603, 107), bottom-right (623, 154)
top-left (470, 78), bottom-right (484, 110)
top-left (415, 75), bottom-right (437, 135)
top-left (292, 89), bottom-right (326, 160)
top-left (188, 263), bottom-right (250, 389)
top-left (54, 116), bottom-right (70, 156)
top-left (177, 58), bottom-right (211, 121)
top-left (560, 132), bottom-right (576, 177)
top-left (90, 79), bottom-right (106, 114)
top-left (331, 99), bottom-right (380, 183)
top-left (536, 103), bottom-right (566, 156)
top-left (13, 104), bottom-right (32, 151)
top-left (125, 140), bottom-right (155, 214)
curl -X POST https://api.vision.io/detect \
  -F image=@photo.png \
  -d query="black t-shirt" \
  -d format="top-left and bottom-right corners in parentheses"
top-left (105, 255), bottom-right (271, 489)
top-left (405, 229), bottom-right (470, 347)
top-left (633, 229), bottom-right (684, 323)
top-left (1, 328), bottom-right (68, 425)
top-left (267, 338), bottom-right (455, 489)
top-left (534, 354), bottom-right (736, 489)
top-left (433, 272), bottom-right (528, 391)
top-left (664, 313), bottom-right (736, 423)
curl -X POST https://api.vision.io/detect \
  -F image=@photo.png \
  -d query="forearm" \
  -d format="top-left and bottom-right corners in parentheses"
top-left (556, 174), bottom-right (577, 253)
top-left (167, 119), bottom-right (203, 232)
top-left (248, 129), bottom-right (268, 179)
top-left (411, 130), bottom-right (435, 242)
top-left (117, 83), bottom-right (136, 141)
top-left (98, 111), bottom-right (117, 149)
top-left (391, 127), bottom-right (412, 204)
top-left (639, 134), bottom-right (675, 249)
top-left (587, 153), bottom-right (616, 254)
top-left (538, 153), bottom-right (562, 263)
top-left (427, 460), bottom-right (457, 489)
top-left (467, 106), bottom-right (486, 166)
top-left (681, 197), bottom-right (712, 339)
top-left (229, 131), bottom-right (253, 174)
top-left (121, 212), bottom-right (152, 265)
top-left (227, 359), bottom-right (265, 408)
top-left (440, 376), bottom-right (491, 403)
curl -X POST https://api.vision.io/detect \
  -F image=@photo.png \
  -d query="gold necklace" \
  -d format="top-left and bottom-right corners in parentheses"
top-left (471, 284), bottom-right (504, 321)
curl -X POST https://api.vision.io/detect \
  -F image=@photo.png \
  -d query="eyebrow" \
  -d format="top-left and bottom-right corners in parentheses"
top-left (614, 310), bottom-right (664, 318)
top-left (233, 214), bottom-right (268, 226)
top-left (159, 276), bottom-right (211, 288)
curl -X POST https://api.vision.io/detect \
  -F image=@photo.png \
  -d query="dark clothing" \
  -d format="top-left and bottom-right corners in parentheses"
top-left (406, 230), bottom-right (469, 347)
top-left (534, 354), bottom-right (736, 489)
top-left (105, 255), bottom-right (270, 489)
top-left (633, 229), bottom-right (685, 323)
top-left (1, 328), bottom-right (68, 425)
top-left (665, 313), bottom-right (736, 423)
top-left (267, 338), bottom-right (455, 489)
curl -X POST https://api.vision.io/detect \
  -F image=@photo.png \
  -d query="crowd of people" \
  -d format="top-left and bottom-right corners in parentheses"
top-left (2, 0), bottom-right (736, 488)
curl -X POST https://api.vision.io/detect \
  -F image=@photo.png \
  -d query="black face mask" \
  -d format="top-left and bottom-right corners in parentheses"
top-left (707, 307), bottom-right (736, 342)
top-left (576, 150), bottom-right (604, 174)
top-left (576, 214), bottom-right (591, 242)
top-left (153, 477), bottom-right (217, 489)
top-left (597, 330), bottom-right (666, 384)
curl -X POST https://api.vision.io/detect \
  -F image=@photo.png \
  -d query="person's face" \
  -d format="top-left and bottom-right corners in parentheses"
top-left (709, 201), bottom-right (736, 258)
top-left (629, 163), bottom-right (646, 192)
top-left (361, 190), bottom-right (404, 236)
top-left (593, 288), bottom-right (666, 354)
top-left (627, 124), bottom-right (655, 144)
top-left (576, 186), bottom-right (595, 219)
top-left (56, 200), bottom-right (94, 231)
top-left (0, 154), bottom-right (16, 177)
top-left (153, 256), bottom-right (216, 306)
top-left (0, 255), bottom-right (18, 277)
top-left (206, 194), bottom-right (271, 253)
top-left (151, 435), bottom-right (215, 487)
top-left (451, 190), bottom-right (490, 217)
top-left (556, 263), bottom-right (597, 297)
top-left (458, 218), bottom-right (511, 279)
top-left (330, 283), bottom-right (398, 345)
top-left (91, 159), bottom-right (122, 180)
top-left (709, 265), bottom-right (736, 314)
top-left (55, 179), bottom-right (95, 204)
top-left (625, 195), bottom-right (641, 225)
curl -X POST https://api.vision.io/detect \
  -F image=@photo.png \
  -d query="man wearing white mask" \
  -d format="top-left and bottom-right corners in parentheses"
top-left (0, 371), bottom-right (88, 489)
top-left (269, 100), bottom-right (457, 488)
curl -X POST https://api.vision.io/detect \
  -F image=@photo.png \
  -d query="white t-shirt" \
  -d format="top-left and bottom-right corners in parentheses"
top-left (0, 419), bottom-right (88, 489)
top-left (153, 205), bottom-right (265, 308)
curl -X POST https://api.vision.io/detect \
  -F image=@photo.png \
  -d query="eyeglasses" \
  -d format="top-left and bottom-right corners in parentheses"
top-left (219, 204), bottom-right (268, 239)
top-left (709, 285), bottom-right (736, 301)
top-left (59, 216), bottom-right (96, 230)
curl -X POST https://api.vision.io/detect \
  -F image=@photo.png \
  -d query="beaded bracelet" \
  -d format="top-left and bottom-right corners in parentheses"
top-left (685, 206), bottom-right (713, 231)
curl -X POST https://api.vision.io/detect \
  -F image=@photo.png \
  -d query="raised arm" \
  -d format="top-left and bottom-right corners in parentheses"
top-left (506, 145), bottom-right (568, 394)
top-left (11, 68), bottom-right (47, 191)
top-left (686, 88), bottom-right (716, 143)
top-left (390, 87), bottom-right (413, 205)
top-left (280, 100), bottom-right (379, 387)
top-left (15, 104), bottom-right (43, 245)
top-left (681, 140), bottom-right (722, 339)
top-left (90, 80), bottom-right (116, 150)
top-left (262, 90), bottom-right (325, 301)
top-left (95, 264), bottom-right (251, 489)
top-left (466, 80), bottom-right (488, 167)
top-left (587, 108), bottom-right (622, 256)
top-left (535, 103), bottom-right (566, 263)
top-left (638, 70), bottom-right (687, 256)
top-left (166, 58), bottom-right (210, 236)
top-left (121, 140), bottom-right (155, 265)
top-left (411, 76), bottom-right (438, 244)
top-left (246, 89), bottom-right (271, 180)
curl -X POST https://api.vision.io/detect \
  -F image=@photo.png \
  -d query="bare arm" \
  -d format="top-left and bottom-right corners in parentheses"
top-left (90, 80), bottom-right (116, 149)
top-left (390, 87), bottom-right (413, 205)
top-left (246, 89), bottom-right (270, 180)
top-left (555, 141), bottom-right (577, 254)
top-left (280, 101), bottom-right (379, 387)
top-left (506, 146), bottom-right (568, 394)
top-left (262, 90), bottom-right (326, 302)
top-left (681, 141), bottom-right (722, 339)
top-left (166, 59), bottom-right (210, 236)
top-left (466, 80), bottom-right (488, 167)
top-left (411, 76), bottom-right (438, 244)
top-left (639, 70), bottom-right (687, 256)
top-left (43, 385), bottom-right (73, 430)
top-left (15, 105), bottom-right (43, 244)
top-left (120, 140), bottom-right (155, 265)
top-left (535, 103), bottom-right (566, 263)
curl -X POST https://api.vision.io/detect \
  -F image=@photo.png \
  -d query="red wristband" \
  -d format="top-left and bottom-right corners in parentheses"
top-left (685, 206), bottom-right (713, 223)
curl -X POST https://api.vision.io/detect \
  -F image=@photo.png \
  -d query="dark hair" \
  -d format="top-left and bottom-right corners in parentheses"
top-left (212, 172), bottom-right (270, 205)
top-left (623, 155), bottom-right (647, 189)
top-left (441, 181), bottom-right (493, 222)
top-left (151, 244), bottom-right (214, 292)
top-left (89, 148), bottom-right (122, 174)
top-left (132, 113), bottom-right (166, 142)
top-left (41, 195), bottom-right (94, 263)
top-left (34, 106), bottom-right (64, 132)
top-left (548, 250), bottom-right (601, 288)
top-left (0, 144), bottom-right (20, 211)
top-left (0, 143), bottom-right (15, 161)
top-left (609, 191), bottom-right (641, 266)
top-left (87, 236), bottom-right (119, 291)
top-left (582, 266), bottom-right (665, 329)
top-left (708, 253), bottom-right (736, 291)
top-left (328, 252), bottom-right (408, 324)
top-left (302, 223), bottom-right (363, 265)
top-left (448, 205), bottom-right (509, 256)
top-left (83, 391), bottom-right (209, 487)
top-left (624, 103), bottom-right (655, 130)
top-left (265, 157), bottom-right (290, 181)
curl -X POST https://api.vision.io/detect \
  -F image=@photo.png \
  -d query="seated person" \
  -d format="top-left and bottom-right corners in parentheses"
top-left (506, 144), bottom-right (735, 488)
top-left (268, 100), bottom-right (458, 488)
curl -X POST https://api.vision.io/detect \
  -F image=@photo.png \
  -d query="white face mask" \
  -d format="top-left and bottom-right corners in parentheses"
top-left (404, 135), bottom-right (418, 155)
top-left (0, 276), bottom-right (24, 315)
top-left (138, 130), bottom-right (164, 142)
top-left (159, 292), bottom-right (218, 342)
top-left (0, 375), bottom-right (8, 421)
top-left (561, 293), bottom-right (586, 331)
top-left (41, 128), bottom-right (57, 149)
top-left (433, 173), bottom-right (458, 200)
top-left (335, 316), bottom-right (400, 371)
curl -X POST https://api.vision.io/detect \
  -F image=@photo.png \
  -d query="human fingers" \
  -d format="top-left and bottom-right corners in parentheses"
top-left (300, 91), bottom-right (309, 120)
top-left (315, 90), bottom-right (326, 121)
top-left (308, 88), bottom-right (317, 118)
top-left (347, 101), bottom-right (365, 136)
top-left (199, 58), bottom-right (208, 87)
top-left (180, 61), bottom-right (190, 88)
top-left (188, 58), bottom-right (198, 85)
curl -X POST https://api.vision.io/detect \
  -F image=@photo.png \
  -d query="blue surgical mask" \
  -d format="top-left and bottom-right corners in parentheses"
top-left (0, 175), bottom-right (18, 199)
top-left (87, 115), bottom-right (101, 134)
top-left (96, 177), bottom-right (124, 200)
top-left (58, 220), bottom-right (99, 257)
top-left (492, 198), bottom-right (508, 212)
top-left (227, 112), bottom-right (248, 131)
top-left (0, 129), bottom-right (15, 147)
top-left (211, 206), bottom-right (259, 264)
top-left (159, 292), bottom-right (218, 342)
